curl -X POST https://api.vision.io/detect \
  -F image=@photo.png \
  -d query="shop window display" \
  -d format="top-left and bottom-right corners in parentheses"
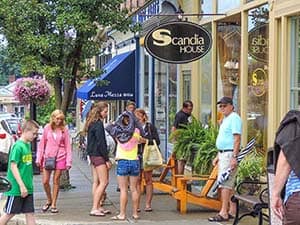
top-left (168, 64), bottom-right (177, 134)
top-left (200, 24), bottom-right (212, 125)
top-left (247, 5), bottom-right (269, 152)
top-left (217, 21), bottom-right (241, 113)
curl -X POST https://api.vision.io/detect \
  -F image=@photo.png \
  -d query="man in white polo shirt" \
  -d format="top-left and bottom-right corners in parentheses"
top-left (208, 96), bottom-right (242, 222)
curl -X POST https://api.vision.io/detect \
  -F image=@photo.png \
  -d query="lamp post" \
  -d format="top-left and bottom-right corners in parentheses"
top-left (134, 32), bottom-right (140, 107)
top-left (29, 73), bottom-right (40, 175)
top-left (30, 101), bottom-right (40, 175)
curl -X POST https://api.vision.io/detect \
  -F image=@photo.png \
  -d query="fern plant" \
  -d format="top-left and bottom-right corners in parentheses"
top-left (170, 118), bottom-right (218, 174)
top-left (170, 117), bottom-right (205, 163)
top-left (193, 124), bottom-right (219, 174)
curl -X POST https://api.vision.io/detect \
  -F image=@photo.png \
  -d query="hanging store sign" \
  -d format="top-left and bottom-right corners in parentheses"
top-left (144, 21), bottom-right (212, 64)
top-left (248, 23), bottom-right (269, 63)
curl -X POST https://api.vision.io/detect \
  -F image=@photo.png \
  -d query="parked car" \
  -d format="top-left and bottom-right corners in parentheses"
top-left (0, 118), bottom-right (22, 141)
top-left (0, 122), bottom-right (14, 171)
top-left (0, 113), bottom-right (18, 120)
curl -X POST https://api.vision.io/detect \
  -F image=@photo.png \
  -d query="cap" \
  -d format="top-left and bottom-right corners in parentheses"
top-left (217, 96), bottom-right (233, 105)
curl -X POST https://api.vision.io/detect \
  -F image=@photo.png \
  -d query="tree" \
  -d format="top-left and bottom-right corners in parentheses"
top-left (0, 0), bottom-right (136, 189)
top-left (0, 0), bottom-right (133, 113)
top-left (0, 45), bottom-right (20, 85)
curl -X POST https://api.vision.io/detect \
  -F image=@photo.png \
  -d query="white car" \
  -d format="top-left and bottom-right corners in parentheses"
top-left (0, 122), bottom-right (14, 171)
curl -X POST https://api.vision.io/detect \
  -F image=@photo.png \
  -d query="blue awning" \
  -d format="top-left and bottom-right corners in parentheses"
top-left (77, 51), bottom-right (135, 100)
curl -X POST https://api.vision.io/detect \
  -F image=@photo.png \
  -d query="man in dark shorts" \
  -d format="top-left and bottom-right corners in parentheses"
top-left (171, 100), bottom-right (193, 175)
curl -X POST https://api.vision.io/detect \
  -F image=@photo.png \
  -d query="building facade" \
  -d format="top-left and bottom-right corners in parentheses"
top-left (78, 0), bottom-right (300, 161)
top-left (134, 0), bottom-right (300, 156)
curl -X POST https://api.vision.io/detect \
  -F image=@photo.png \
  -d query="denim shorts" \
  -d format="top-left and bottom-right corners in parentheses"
top-left (117, 159), bottom-right (140, 176)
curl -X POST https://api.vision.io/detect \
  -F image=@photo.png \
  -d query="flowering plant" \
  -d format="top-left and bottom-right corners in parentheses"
top-left (14, 77), bottom-right (51, 105)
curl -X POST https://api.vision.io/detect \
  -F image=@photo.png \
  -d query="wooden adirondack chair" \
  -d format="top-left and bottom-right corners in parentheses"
top-left (150, 154), bottom-right (221, 213)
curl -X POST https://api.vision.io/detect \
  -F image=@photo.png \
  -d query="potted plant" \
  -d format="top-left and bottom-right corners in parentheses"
top-left (193, 124), bottom-right (219, 175)
top-left (13, 77), bottom-right (51, 106)
top-left (237, 149), bottom-right (266, 184)
top-left (170, 118), bottom-right (218, 175)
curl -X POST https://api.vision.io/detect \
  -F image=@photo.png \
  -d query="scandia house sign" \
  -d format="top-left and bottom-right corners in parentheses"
top-left (145, 21), bottom-right (212, 64)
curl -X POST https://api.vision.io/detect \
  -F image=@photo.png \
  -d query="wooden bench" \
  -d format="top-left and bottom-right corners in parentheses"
top-left (231, 180), bottom-right (269, 225)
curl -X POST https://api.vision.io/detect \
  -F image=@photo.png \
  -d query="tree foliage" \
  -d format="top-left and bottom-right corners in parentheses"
top-left (0, 45), bottom-right (20, 85)
top-left (0, 0), bottom-right (133, 113)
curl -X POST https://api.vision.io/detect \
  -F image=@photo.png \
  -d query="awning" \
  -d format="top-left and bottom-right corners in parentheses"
top-left (77, 51), bottom-right (135, 100)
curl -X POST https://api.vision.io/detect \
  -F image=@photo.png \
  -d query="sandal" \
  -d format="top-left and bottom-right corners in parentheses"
top-left (144, 207), bottom-right (152, 212)
top-left (50, 207), bottom-right (59, 213)
top-left (229, 214), bottom-right (235, 219)
top-left (42, 202), bottom-right (51, 212)
top-left (90, 209), bottom-right (105, 217)
top-left (208, 214), bottom-right (229, 222)
top-left (111, 215), bottom-right (126, 220)
top-left (132, 215), bottom-right (140, 220)
top-left (99, 209), bottom-right (111, 214)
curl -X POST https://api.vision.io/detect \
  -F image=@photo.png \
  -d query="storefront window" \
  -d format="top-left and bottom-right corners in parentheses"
top-left (217, 0), bottom-right (240, 14)
top-left (217, 20), bottom-right (241, 113)
top-left (200, 24), bottom-right (212, 125)
top-left (154, 60), bottom-right (167, 151)
top-left (247, 5), bottom-right (269, 151)
top-left (290, 17), bottom-right (300, 109)
top-left (168, 64), bottom-right (177, 134)
top-left (183, 71), bottom-right (191, 101)
top-left (151, 60), bottom-right (177, 158)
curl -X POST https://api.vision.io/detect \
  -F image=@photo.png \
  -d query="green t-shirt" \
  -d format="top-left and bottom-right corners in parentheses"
top-left (5, 140), bottom-right (33, 196)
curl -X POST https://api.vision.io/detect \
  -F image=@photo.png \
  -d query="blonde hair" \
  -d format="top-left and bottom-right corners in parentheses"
top-left (50, 109), bottom-right (66, 130)
top-left (135, 108), bottom-right (148, 122)
top-left (22, 120), bottom-right (39, 131)
top-left (84, 102), bottom-right (108, 133)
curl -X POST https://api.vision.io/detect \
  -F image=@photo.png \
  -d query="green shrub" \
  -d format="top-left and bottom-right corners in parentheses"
top-left (237, 149), bottom-right (266, 184)
top-left (170, 118), bottom-right (218, 174)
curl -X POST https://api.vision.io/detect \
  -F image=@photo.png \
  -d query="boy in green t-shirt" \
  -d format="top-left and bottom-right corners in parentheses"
top-left (0, 120), bottom-right (39, 225)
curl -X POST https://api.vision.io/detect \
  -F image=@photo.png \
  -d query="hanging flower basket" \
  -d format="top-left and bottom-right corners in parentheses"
top-left (14, 77), bottom-right (51, 105)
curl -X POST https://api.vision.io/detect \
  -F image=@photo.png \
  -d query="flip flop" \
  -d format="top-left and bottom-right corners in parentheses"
top-left (144, 207), bottom-right (152, 212)
top-left (111, 215), bottom-right (126, 220)
top-left (229, 214), bottom-right (235, 219)
top-left (50, 207), bottom-right (59, 213)
top-left (208, 214), bottom-right (229, 222)
top-left (132, 215), bottom-right (140, 220)
top-left (90, 209), bottom-right (105, 217)
top-left (42, 202), bottom-right (51, 212)
top-left (100, 209), bottom-right (111, 214)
